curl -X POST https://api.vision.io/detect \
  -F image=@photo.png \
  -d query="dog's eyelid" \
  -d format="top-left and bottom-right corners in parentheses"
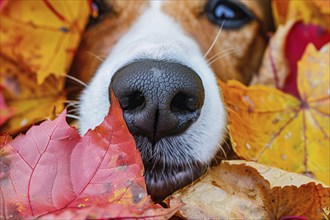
top-left (205, 0), bottom-right (255, 29)
top-left (87, 0), bottom-right (112, 27)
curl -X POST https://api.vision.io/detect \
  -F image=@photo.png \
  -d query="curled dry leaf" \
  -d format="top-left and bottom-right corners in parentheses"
top-left (167, 160), bottom-right (329, 220)
top-left (0, 0), bottom-right (90, 84)
top-left (221, 43), bottom-right (330, 185)
top-left (0, 55), bottom-right (65, 135)
top-left (0, 93), bottom-right (178, 219)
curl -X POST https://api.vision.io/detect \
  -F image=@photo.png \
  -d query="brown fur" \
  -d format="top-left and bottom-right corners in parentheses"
top-left (71, 0), bottom-right (272, 85)
top-left (163, 0), bottom-right (272, 84)
top-left (70, 0), bottom-right (149, 83)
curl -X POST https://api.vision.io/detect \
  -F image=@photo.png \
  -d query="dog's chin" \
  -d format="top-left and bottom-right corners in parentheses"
top-left (133, 135), bottom-right (207, 202)
top-left (145, 162), bottom-right (205, 203)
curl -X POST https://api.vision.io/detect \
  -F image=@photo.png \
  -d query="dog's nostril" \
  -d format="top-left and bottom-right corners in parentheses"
top-left (110, 59), bottom-right (205, 142)
top-left (121, 91), bottom-right (145, 111)
top-left (171, 92), bottom-right (197, 113)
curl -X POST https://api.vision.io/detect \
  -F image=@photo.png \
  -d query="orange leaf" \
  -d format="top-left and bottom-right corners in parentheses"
top-left (0, 0), bottom-right (90, 83)
top-left (0, 55), bottom-right (65, 135)
top-left (313, 0), bottom-right (330, 14)
top-left (221, 43), bottom-right (330, 185)
top-left (272, 0), bottom-right (330, 31)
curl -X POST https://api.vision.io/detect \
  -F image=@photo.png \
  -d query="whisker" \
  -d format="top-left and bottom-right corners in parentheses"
top-left (65, 114), bottom-right (80, 120)
top-left (207, 47), bottom-right (239, 63)
top-left (224, 136), bottom-right (232, 151)
top-left (86, 51), bottom-right (104, 62)
top-left (66, 104), bottom-right (79, 110)
top-left (65, 102), bottom-right (79, 109)
top-left (67, 108), bottom-right (79, 114)
top-left (203, 21), bottom-right (225, 59)
top-left (62, 100), bottom-right (79, 104)
top-left (64, 74), bottom-right (87, 87)
top-left (219, 142), bottom-right (228, 159)
top-left (207, 48), bottom-right (239, 65)
top-left (224, 105), bottom-right (243, 121)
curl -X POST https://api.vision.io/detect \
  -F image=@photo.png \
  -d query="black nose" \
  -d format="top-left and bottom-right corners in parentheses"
top-left (110, 60), bottom-right (204, 143)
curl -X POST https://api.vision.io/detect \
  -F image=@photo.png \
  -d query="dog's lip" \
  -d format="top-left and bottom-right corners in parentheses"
top-left (144, 162), bottom-right (205, 202)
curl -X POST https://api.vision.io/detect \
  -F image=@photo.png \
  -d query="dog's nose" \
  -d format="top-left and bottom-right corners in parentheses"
top-left (110, 60), bottom-right (204, 143)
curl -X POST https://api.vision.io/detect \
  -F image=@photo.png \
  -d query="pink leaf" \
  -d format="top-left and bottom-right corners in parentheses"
top-left (0, 92), bottom-right (177, 219)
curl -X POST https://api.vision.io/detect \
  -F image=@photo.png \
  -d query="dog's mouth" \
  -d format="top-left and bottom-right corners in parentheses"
top-left (133, 135), bottom-right (207, 202)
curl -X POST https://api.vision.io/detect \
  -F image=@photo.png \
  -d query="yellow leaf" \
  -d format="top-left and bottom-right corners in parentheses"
top-left (221, 43), bottom-right (330, 185)
top-left (272, 0), bottom-right (330, 31)
top-left (0, 55), bottom-right (65, 134)
top-left (167, 161), bottom-right (329, 219)
top-left (0, 0), bottom-right (90, 84)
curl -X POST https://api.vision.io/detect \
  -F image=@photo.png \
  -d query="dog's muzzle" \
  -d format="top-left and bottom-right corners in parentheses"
top-left (110, 59), bottom-right (205, 143)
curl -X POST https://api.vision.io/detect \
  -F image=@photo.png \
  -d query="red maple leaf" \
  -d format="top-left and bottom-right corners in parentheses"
top-left (0, 92), bottom-right (178, 219)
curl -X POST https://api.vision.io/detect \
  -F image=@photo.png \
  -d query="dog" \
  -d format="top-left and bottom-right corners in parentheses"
top-left (72, 0), bottom-right (273, 202)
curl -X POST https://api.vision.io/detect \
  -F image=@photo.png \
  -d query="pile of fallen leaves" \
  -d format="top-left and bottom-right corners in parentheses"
top-left (1, 0), bottom-right (329, 219)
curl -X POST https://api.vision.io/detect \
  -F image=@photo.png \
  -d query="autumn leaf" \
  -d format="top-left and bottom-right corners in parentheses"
top-left (252, 21), bottom-right (330, 98)
top-left (0, 134), bottom-right (11, 147)
top-left (0, 93), bottom-right (178, 219)
top-left (221, 43), bottom-right (330, 185)
top-left (0, 0), bottom-right (91, 84)
top-left (313, 0), bottom-right (330, 14)
top-left (167, 161), bottom-right (329, 219)
top-left (0, 0), bottom-right (7, 11)
top-left (0, 90), bottom-right (14, 126)
top-left (0, 55), bottom-right (65, 135)
top-left (272, 0), bottom-right (330, 31)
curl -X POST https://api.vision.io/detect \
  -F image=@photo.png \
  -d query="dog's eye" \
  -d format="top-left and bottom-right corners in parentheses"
top-left (205, 0), bottom-right (254, 29)
top-left (87, 0), bottom-right (110, 27)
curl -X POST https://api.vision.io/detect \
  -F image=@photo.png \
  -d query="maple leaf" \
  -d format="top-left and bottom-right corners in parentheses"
top-left (0, 55), bottom-right (65, 135)
top-left (0, 93), bottom-right (178, 219)
top-left (167, 160), bottom-right (330, 219)
top-left (0, 0), bottom-right (90, 84)
top-left (221, 43), bottom-right (330, 185)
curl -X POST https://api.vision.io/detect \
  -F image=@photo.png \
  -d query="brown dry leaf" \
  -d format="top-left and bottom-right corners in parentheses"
top-left (272, 0), bottom-right (330, 31)
top-left (167, 160), bottom-right (329, 220)
top-left (221, 43), bottom-right (330, 185)
top-left (0, 0), bottom-right (90, 84)
top-left (0, 55), bottom-right (65, 134)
